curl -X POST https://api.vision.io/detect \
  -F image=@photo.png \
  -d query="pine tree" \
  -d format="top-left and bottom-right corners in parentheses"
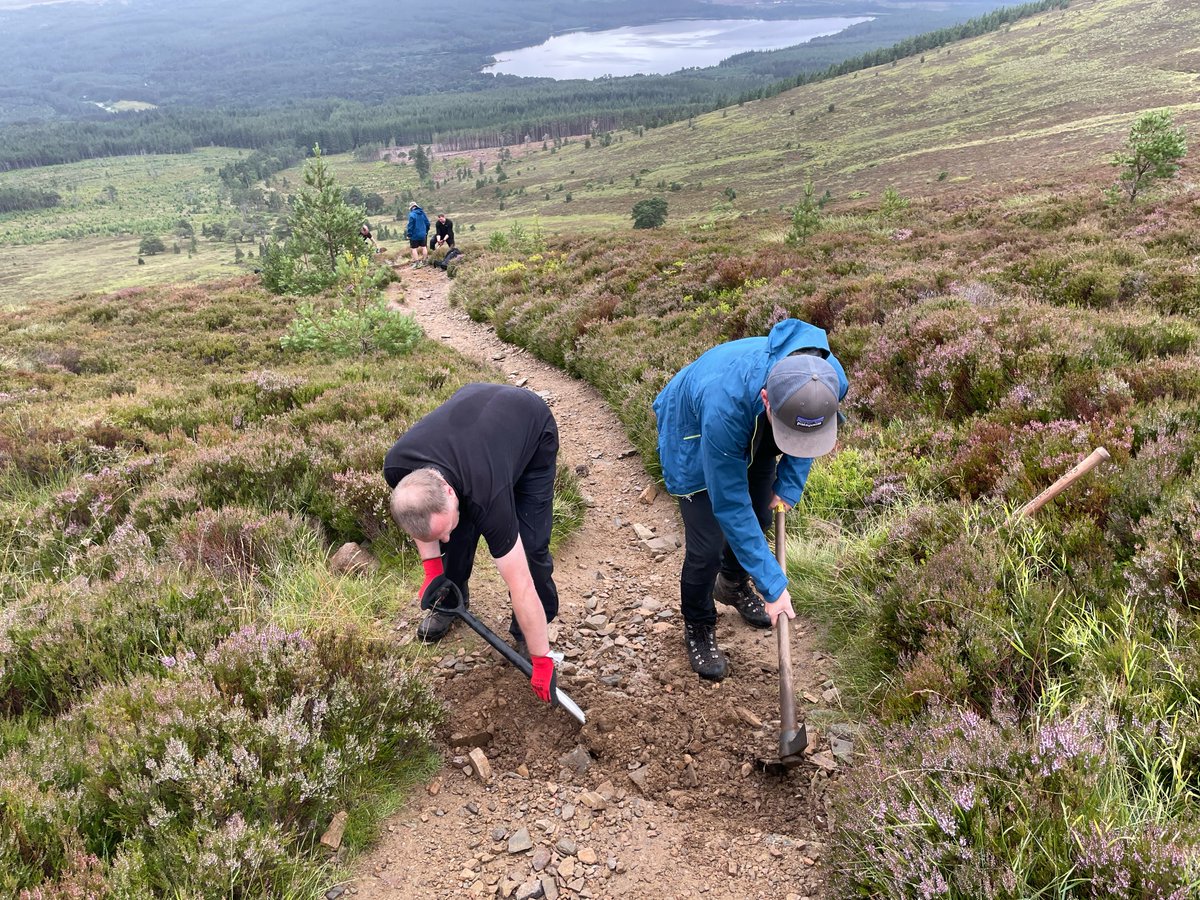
top-left (262, 144), bottom-right (364, 294)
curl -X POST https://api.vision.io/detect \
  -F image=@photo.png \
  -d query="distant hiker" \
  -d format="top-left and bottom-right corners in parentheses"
top-left (430, 213), bottom-right (455, 253)
top-left (383, 383), bottom-right (562, 703)
top-left (653, 318), bottom-right (849, 681)
top-left (360, 223), bottom-right (380, 252)
top-left (405, 201), bottom-right (431, 268)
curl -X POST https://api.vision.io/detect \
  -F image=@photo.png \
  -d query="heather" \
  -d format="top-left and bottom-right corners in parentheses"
top-left (0, 274), bottom-right (585, 895)
top-left (453, 184), bottom-right (1200, 895)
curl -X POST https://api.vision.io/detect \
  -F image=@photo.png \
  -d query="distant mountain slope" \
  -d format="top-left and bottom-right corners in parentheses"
top-left (423, 0), bottom-right (1196, 230)
top-left (0, 0), bottom-right (1010, 122)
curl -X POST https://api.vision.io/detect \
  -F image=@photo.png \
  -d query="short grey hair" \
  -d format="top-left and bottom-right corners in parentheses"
top-left (389, 468), bottom-right (450, 540)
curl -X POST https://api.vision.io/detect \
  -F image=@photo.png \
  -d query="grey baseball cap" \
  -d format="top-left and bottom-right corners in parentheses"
top-left (765, 354), bottom-right (840, 458)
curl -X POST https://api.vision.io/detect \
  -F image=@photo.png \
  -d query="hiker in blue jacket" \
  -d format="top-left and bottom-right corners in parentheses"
top-left (405, 201), bottom-right (431, 268)
top-left (653, 318), bottom-right (849, 680)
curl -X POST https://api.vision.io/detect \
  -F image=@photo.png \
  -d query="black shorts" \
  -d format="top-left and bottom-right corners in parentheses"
top-left (409, 238), bottom-right (426, 249)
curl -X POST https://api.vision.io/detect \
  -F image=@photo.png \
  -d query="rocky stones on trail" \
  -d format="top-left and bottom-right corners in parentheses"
top-left (328, 542), bottom-right (379, 577)
top-left (468, 748), bottom-right (493, 782)
top-left (514, 880), bottom-right (544, 900)
top-left (638, 484), bottom-right (658, 504)
top-left (507, 828), bottom-right (533, 854)
top-left (559, 745), bottom-right (593, 777)
top-left (577, 847), bottom-right (598, 865)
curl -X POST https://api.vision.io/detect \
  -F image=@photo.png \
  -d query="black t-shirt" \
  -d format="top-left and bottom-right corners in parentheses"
top-left (383, 383), bottom-right (553, 557)
top-left (435, 218), bottom-right (454, 241)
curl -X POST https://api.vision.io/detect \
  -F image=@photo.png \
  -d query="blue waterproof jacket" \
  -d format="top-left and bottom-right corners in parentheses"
top-left (406, 205), bottom-right (430, 241)
top-left (653, 319), bottom-right (849, 602)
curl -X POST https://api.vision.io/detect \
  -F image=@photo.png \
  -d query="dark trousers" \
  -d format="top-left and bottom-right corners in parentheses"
top-left (441, 421), bottom-right (560, 633)
top-left (676, 421), bottom-right (778, 627)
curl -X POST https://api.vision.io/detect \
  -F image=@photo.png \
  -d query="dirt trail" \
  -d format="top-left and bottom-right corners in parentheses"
top-left (347, 265), bottom-right (842, 900)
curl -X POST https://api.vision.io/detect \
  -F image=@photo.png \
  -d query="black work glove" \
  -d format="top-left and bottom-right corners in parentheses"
top-left (420, 574), bottom-right (460, 612)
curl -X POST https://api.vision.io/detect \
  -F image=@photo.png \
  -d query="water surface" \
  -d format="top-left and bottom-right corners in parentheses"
top-left (486, 17), bottom-right (874, 80)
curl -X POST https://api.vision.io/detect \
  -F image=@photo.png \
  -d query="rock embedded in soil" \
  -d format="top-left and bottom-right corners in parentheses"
top-left (329, 542), bottom-right (379, 577)
top-left (468, 748), bottom-right (493, 782)
top-left (508, 828), bottom-right (534, 854)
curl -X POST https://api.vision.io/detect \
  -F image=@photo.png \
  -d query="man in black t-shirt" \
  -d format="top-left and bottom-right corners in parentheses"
top-left (430, 213), bottom-right (455, 253)
top-left (383, 383), bottom-right (560, 703)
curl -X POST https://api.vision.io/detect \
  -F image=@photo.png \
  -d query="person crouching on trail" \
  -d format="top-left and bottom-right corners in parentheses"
top-left (652, 318), bottom-right (849, 681)
top-left (405, 200), bottom-right (430, 268)
top-left (383, 382), bottom-right (561, 702)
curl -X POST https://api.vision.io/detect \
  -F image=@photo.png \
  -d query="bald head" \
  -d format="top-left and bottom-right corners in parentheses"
top-left (389, 468), bottom-right (453, 541)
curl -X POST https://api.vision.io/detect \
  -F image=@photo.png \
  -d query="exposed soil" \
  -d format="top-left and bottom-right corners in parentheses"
top-left (345, 264), bottom-right (847, 900)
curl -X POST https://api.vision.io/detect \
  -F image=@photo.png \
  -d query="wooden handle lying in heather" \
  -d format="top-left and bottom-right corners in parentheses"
top-left (1017, 447), bottom-right (1111, 518)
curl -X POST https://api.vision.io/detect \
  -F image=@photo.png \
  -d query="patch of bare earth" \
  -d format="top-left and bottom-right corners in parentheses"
top-left (343, 265), bottom-right (849, 900)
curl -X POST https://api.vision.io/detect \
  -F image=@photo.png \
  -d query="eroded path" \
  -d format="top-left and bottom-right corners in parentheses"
top-left (349, 266), bottom-right (840, 900)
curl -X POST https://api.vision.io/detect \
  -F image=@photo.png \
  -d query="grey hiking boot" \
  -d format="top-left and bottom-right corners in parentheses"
top-left (714, 574), bottom-right (771, 629)
top-left (683, 621), bottom-right (728, 681)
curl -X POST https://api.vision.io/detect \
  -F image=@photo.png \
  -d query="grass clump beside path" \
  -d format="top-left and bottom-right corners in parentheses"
top-left (0, 270), bottom-right (585, 896)
top-left (452, 183), bottom-right (1200, 896)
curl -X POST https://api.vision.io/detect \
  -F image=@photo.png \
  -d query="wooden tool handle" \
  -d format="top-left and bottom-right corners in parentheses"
top-left (1018, 447), bottom-right (1110, 518)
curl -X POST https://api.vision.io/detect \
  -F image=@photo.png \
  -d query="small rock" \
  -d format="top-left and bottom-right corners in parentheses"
top-left (632, 523), bottom-right (655, 541)
top-left (541, 876), bottom-right (559, 900)
top-left (515, 880), bottom-right (544, 900)
top-left (516, 764), bottom-right (530, 778)
top-left (532, 846), bottom-right (552, 872)
top-left (559, 746), bottom-right (593, 776)
top-left (822, 687), bottom-right (841, 704)
top-left (449, 730), bottom-right (493, 749)
top-left (627, 766), bottom-right (649, 791)
top-left (560, 803), bottom-right (575, 821)
top-left (577, 847), bottom-right (598, 866)
top-left (578, 791), bottom-right (607, 810)
top-left (555, 836), bottom-right (577, 856)
top-left (582, 614), bottom-right (609, 630)
top-left (808, 752), bottom-right (838, 771)
top-left (508, 828), bottom-right (534, 854)
top-left (468, 748), bottom-right (493, 782)
top-left (491, 826), bottom-right (508, 842)
top-left (638, 484), bottom-right (658, 504)
top-left (830, 736), bottom-right (854, 763)
top-left (319, 810), bottom-right (348, 850)
top-left (644, 537), bottom-right (676, 553)
top-left (328, 542), bottom-right (379, 577)
top-left (325, 887), bottom-right (345, 900)
top-left (735, 706), bottom-right (763, 728)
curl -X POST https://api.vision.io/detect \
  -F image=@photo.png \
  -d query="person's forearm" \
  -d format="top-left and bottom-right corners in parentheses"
top-left (511, 587), bottom-right (550, 656)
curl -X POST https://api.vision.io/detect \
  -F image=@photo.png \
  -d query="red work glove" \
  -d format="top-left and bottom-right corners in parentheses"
top-left (530, 654), bottom-right (556, 703)
top-left (418, 557), bottom-right (443, 601)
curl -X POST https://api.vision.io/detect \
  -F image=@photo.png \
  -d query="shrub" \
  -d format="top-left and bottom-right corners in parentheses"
top-left (183, 428), bottom-right (314, 510)
top-left (172, 506), bottom-right (314, 581)
top-left (281, 289), bottom-right (422, 358)
top-left (0, 574), bottom-right (236, 717)
top-left (832, 700), bottom-right (1200, 899)
top-left (1, 626), bottom-right (441, 898)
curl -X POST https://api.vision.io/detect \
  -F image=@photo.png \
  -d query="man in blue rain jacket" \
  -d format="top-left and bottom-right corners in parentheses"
top-left (653, 318), bottom-right (849, 679)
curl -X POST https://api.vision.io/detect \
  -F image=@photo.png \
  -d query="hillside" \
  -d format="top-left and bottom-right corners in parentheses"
top-left (3, 0), bottom-right (1200, 895)
top-left (380, 0), bottom-right (1199, 234)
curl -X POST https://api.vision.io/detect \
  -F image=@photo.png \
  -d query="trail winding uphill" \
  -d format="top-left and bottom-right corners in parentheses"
top-left (348, 266), bottom-right (847, 900)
